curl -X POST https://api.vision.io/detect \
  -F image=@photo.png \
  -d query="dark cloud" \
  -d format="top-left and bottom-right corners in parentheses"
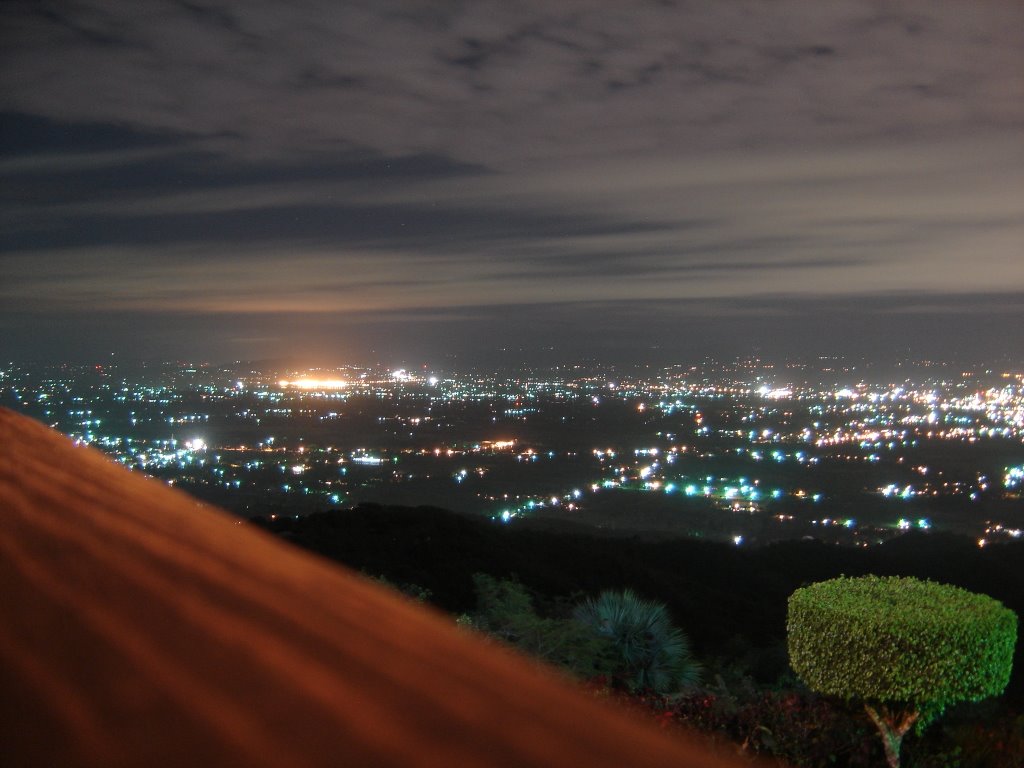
top-left (0, 197), bottom-right (670, 253)
top-left (0, 131), bottom-right (483, 204)
top-left (25, 4), bottom-right (137, 49)
top-left (0, 112), bottom-right (184, 157)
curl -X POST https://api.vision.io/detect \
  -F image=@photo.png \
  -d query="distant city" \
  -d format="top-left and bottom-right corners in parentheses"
top-left (4, 357), bottom-right (1023, 547)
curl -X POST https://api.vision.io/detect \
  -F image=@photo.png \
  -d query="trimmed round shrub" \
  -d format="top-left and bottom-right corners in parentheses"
top-left (788, 575), bottom-right (1017, 722)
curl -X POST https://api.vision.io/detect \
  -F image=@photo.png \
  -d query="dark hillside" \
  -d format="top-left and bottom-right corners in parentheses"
top-left (256, 505), bottom-right (1024, 705)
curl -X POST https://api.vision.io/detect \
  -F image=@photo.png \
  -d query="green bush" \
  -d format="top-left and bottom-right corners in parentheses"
top-left (788, 575), bottom-right (1017, 767)
top-left (466, 574), bottom-right (613, 678)
top-left (575, 589), bottom-right (701, 694)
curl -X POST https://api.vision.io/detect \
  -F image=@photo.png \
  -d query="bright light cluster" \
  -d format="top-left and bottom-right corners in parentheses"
top-left (279, 378), bottom-right (349, 390)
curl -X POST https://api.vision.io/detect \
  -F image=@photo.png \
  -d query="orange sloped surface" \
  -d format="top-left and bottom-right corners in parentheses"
top-left (0, 409), bottom-right (746, 767)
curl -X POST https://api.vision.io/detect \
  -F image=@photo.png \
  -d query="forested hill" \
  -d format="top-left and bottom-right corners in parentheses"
top-left (254, 504), bottom-right (1024, 704)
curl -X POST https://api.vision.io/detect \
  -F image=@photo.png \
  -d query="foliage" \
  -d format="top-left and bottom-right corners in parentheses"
top-left (365, 572), bottom-right (433, 603)
top-left (466, 574), bottom-right (614, 679)
top-left (574, 589), bottom-right (701, 694)
top-left (788, 575), bottom-right (1017, 767)
top-left (921, 711), bottom-right (1024, 768)
top-left (606, 677), bottom-right (1024, 768)
top-left (669, 687), bottom-right (880, 767)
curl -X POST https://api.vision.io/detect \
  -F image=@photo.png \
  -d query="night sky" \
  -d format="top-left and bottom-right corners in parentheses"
top-left (2, 1), bottom-right (1022, 366)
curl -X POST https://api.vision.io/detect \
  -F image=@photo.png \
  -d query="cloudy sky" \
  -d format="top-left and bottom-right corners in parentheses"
top-left (2, 0), bottom-right (1022, 365)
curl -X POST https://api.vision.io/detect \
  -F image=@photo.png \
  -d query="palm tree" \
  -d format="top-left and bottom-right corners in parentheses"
top-left (574, 589), bottom-right (701, 694)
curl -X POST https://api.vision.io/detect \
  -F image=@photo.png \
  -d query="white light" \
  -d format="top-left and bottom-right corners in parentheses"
top-left (352, 455), bottom-right (384, 465)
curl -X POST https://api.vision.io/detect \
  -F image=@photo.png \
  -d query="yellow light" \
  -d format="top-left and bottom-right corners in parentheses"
top-left (281, 378), bottom-right (349, 390)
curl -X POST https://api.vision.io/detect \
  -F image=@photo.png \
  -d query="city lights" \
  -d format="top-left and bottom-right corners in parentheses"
top-left (5, 356), bottom-right (1023, 546)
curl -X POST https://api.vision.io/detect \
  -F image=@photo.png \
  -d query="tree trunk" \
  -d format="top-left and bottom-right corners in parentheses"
top-left (864, 703), bottom-right (919, 768)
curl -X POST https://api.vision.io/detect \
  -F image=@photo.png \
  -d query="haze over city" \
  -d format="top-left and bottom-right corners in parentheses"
top-left (3, 0), bottom-right (1023, 365)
